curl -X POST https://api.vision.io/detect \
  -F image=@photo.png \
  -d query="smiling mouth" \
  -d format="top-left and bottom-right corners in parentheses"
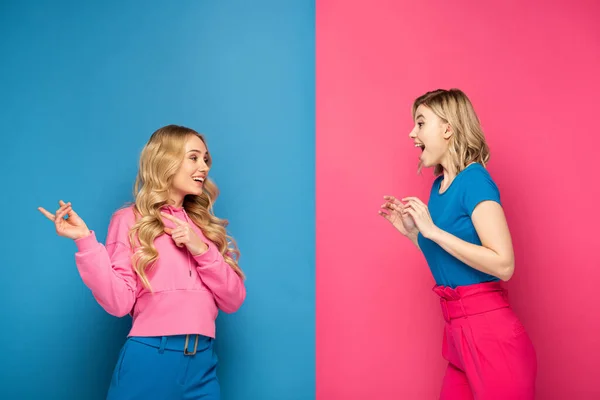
top-left (192, 176), bottom-right (205, 183)
top-left (415, 143), bottom-right (425, 152)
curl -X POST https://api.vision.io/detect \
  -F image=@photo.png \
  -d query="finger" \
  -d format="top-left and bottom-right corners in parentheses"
top-left (65, 207), bottom-right (81, 221)
top-left (60, 201), bottom-right (80, 220)
top-left (160, 212), bottom-right (186, 226)
top-left (381, 202), bottom-right (392, 210)
top-left (54, 203), bottom-right (71, 217)
top-left (55, 206), bottom-right (73, 222)
top-left (404, 204), bottom-right (423, 219)
top-left (170, 227), bottom-right (186, 236)
top-left (389, 203), bottom-right (403, 211)
top-left (381, 202), bottom-right (402, 211)
top-left (378, 210), bottom-right (392, 220)
top-left (405, 207), bottom-right (419, 220)
top-left (55, 204), bottom-right (72, 219)
top-left (38, 207), bottom-right (56, 221)
top-left (172, 231), bottom-right (186, 240)
top-left (58, 200), bottom-right (73, 214)
top-left (402, 197), bottom-right (426, 207)
top-left (385, 203), bottom-right (405, 216)
top-left (406, 199), bottom-right (427, 213)
top-left (383, 195), bottom-right (403, 206)
top-left (164, 227), bottom-right (173, 235)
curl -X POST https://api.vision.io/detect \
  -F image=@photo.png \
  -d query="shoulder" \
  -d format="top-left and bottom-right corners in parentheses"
top-left (459, 163), bottom-right (498, 189)
top-left (462, 163), bottom-right (494, 179)
top-left (106, 205), bottom-right (137, 239)
top-left (458, 164), bottom-right (501, 214)
top-left (111, 204), bottom-right (137, 224)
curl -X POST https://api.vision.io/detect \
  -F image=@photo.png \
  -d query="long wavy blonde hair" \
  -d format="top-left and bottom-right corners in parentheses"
top-left (127, 125), bottom-right (244, 290)
top-left (412, 89), bottom-right (490, 176)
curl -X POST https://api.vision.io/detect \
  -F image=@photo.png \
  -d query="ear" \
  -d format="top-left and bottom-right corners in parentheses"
top-left (443, 123), bottom-right (453, 139)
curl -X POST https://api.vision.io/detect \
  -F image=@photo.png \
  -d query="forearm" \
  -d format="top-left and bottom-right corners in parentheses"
top-left (74, 233), bottom-right (137, 316)
top-left (192, 244), bottom-right (246, 313)
top-left (428, 228), bottom-right (513, 281)
top-left (197, 263), bottom-right (246, 313)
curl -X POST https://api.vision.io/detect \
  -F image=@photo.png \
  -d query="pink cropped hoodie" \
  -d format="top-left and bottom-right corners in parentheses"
top-left (73, 204), bottom-right (246, 338)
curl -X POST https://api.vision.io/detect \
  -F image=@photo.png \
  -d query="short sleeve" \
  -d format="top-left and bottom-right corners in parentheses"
top-left (461, 167), bottom-right (501, 216)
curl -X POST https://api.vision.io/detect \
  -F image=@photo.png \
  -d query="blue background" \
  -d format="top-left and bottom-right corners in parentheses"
top-left (0, 1), bottom-right (315, 399)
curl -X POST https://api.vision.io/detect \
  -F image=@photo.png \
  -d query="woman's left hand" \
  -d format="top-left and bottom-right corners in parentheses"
top-left (161, 212), bottom-right (209, 256)
top-left (401, 197), bottom-right (439, 239)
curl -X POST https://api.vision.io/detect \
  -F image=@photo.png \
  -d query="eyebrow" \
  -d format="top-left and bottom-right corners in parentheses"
top-left (415, 114), bottom-right (425, 120)
top-left (187, 149), bottom-right (208, 155)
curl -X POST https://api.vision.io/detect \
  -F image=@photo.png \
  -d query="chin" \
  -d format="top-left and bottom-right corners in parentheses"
top-left (420, 154), bottom-right (441, 169)
top-left (186, 188), bottom-right (204, 197)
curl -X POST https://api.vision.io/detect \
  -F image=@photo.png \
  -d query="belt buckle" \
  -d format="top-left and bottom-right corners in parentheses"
top-left (184, 334), bottom-right (199, 356)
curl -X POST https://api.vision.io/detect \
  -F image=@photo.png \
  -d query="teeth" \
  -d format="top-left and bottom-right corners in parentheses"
top-left (193, 177), bottom-right (205, 182)
top-left (415, 144), bottom-right (424, 148)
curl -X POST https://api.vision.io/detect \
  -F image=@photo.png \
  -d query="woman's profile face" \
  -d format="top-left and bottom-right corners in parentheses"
top-left (170, 135), bottom-right (211, 204)
top-left (409, 104), bottom-right (450, 168)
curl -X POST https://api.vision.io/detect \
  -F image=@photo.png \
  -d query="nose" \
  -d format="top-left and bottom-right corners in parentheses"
top-left (198, 161), bottom-right (209, 173)
top-left (409, 126), bottom-right (417, 139)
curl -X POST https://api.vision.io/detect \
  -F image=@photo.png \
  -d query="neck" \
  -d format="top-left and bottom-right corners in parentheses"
top-left (440, 160), bottom-right (478, 190)
top-left (168, 193), bottom-right (184, 209)
top-left (440, 157), bottom-right (457, 190)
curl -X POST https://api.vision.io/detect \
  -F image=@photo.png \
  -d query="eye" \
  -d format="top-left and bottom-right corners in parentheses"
top-left (190, 155), bottom-right (198, 161)
top-left (204, 158), bottom-right (209, 164)
top-left (417, 122), bottom-right (424, 128)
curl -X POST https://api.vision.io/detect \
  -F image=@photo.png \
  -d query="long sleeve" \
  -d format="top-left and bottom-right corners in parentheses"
top-left (192, 242), bottom-right (246, 314)
top-left (74, 210), bottom-right (137, 317)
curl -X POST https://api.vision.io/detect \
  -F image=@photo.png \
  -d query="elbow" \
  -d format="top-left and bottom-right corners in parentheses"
top-left (104, 302), bottom-right (133, 318)
top-left (109, 309), bottom-right (131, 318)
top-left (220, 305), bottom-right (239, 314)
top-left (219, 301), bottom-right (242, 314)
top-left (95, 295), bottom-right (134, 318)
top-left (218, 287), bottom-right (246, 314)
top-left (498, 261), bottom-right (515, 282)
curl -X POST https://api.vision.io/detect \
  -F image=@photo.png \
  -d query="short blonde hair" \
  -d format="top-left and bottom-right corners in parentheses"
top-left (412, 89), bottom-right (490, 176)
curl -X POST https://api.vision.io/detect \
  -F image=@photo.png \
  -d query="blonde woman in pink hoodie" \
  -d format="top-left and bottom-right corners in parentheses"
top-left (39, 125), bottom-right (246, 399)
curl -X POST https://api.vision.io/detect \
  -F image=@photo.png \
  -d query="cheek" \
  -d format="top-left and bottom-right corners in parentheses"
top-left (174, 169), bottom-right (191, 186)
top-left (424, 130), bottom-right (444, 150)
top-left (181, 163), bottom-right (196, 176)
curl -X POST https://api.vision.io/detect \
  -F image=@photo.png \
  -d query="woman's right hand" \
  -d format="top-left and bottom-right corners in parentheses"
top-left (379, 195), bottom-right (419, 238)
top-left (38, 200), bottom-right (91, 240)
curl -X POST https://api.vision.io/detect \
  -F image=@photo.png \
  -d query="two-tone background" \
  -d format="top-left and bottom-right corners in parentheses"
top-left (1, 1), bottom-right (598, 399)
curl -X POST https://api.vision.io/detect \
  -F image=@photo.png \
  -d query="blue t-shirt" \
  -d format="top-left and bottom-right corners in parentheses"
top-left (417, 163), bottom-right (501, 288)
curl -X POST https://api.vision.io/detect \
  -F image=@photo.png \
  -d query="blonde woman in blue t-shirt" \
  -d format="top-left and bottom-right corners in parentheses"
top-left (380, 89), bottom-right (537, 400)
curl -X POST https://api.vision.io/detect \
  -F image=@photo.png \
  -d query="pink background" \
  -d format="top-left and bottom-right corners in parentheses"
top-left (316, 1), bottom-right (600, 399)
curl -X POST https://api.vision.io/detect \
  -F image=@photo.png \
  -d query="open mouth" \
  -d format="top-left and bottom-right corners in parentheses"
top-left (192, 176), bottom-right (205, 184)
top-left (415, 143), bottom-right (425, 152)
